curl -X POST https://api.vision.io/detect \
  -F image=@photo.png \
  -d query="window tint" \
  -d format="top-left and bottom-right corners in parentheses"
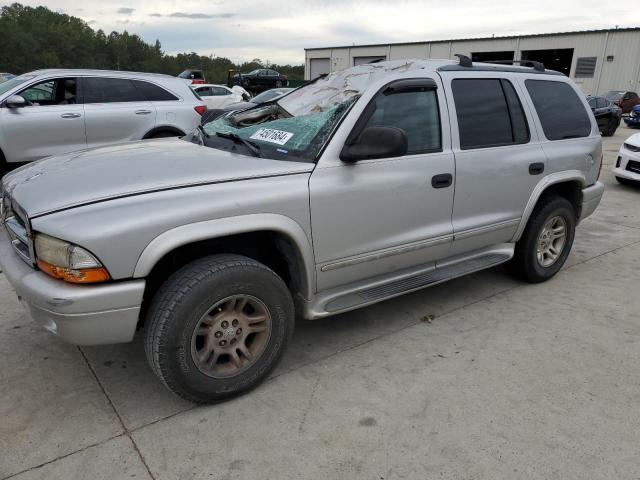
top-left (133, 80), bottom-right (178, 101)
top-left (452, 78), bottom-right (529, 149)
top-left (20, 78), bottom-right (77, 106)
top-left (588, 97), bottom-right (596, 108)
top-left (525, 80), bottom-right (591, 140)
top-left (362, 86), bottom-right (441, 154)
top-left (83, 77), bottom-right (146, 103)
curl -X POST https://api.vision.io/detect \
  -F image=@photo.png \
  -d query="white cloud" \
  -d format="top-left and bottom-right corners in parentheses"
top-left (10, 0), bottom-right (640, 64)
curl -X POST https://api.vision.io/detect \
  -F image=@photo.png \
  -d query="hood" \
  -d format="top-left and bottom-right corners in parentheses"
top-left (632, 105), bottom-right (640, 114)
top-left (626, 132), bottom-right (640, 147)
top-left (3, 139), bottom-right (313, 217)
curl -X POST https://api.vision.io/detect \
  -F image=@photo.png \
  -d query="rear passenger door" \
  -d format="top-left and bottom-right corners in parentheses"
top-left (81, 77), bottom-right (157, 148)
top-left (439, 72), bottom-right (547, 256)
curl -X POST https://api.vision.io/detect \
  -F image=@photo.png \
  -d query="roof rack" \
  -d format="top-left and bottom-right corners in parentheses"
top-left (454, 54), bottom-right (473, 67)
top-left (453, 54), bottom-right (546, 72)
top-left (485, 60), bottom-right (546, 72)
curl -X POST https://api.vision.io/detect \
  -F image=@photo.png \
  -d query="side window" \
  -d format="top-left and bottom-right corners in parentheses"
top-left (133, 80), bottom-right (178, 101)
top-left (452, 78), bottom-right (529, 149)
top-left (20, 78), bottom-right (77, 106)
top-left (596, 97), bottom-right (608, 109)
top-left (525, 80), bottom-right (592, 141)
top-left (211, 87), bottom-right (230, 96)
top-left (361, 84), bottom-right (441, 154)
top-left (588, 97), bottom-right (597, 108)
top-left (629, 92), bottom-right (639, 100)
top-left (196, 87), bottom-right (212, 97)
top-left (83, 77), bottom-right (146, 103)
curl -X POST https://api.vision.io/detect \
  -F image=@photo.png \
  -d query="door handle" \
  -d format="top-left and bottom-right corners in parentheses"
top-left (60, 113), bottom-right (81, 119)
top-left (135, 110), bottom-right (152, 115)
top-left (529, 162), bottom-right (545, 175)
top-left (431, 173), bottom-right (453, 189)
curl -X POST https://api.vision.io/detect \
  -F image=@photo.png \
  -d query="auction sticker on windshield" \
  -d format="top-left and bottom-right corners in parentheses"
top-left (250, 128), bottom-right (294, 146)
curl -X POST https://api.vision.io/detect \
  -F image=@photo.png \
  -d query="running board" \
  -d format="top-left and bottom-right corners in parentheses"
top-left (307, 245), bottom-right (514, 318)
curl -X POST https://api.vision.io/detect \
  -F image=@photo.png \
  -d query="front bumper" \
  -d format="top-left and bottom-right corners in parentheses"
top-left (623, 116), bottom-right (640, 128)
top-left (0, 228), bottom-right (145, 345)
top-left (612, 146), bottom-right (640, 183)
top-left (580, 181), bottom-right (605, 221)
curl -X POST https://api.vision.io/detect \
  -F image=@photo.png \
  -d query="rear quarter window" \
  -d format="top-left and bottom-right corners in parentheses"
top-left (133, 80), bottom-right (178, 101)
top-left (525, 80), bottom-right (592, 141)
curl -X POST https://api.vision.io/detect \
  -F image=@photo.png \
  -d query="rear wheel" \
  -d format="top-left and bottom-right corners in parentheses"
top-left (148, 131), bottom-right (180, 139)
top-left (511, 196), bottom-right (576, 283)
top-left (144, 254), bottom-right (295, 403)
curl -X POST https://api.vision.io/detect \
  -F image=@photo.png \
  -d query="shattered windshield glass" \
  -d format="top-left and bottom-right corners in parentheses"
top-left (197, 61), bottom-right (422, 162)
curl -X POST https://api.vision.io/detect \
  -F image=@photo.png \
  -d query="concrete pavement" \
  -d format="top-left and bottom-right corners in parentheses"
top-left (1, 126), bottom-right (639, 479)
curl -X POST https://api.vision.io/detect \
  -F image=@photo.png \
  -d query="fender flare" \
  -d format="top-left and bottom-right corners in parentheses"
top-left (511, 170), bottom-right (586, 242)
top-left (133, 213), bottom-right (316, 299)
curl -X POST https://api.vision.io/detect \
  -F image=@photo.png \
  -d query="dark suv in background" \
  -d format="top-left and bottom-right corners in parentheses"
top-left (232, 68), bottom-right (288, 92)
top-left (588, 96), bottom-right (621, 136)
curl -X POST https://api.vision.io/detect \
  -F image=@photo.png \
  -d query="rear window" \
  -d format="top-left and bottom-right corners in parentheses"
top-left (83, 77), bottom-right (146, 103)
top-left (525, 80), bottom-right (592, 141)
top-left (133, 80), bottom-right (178, 101)
top-left (452, 78), bottom-right (529, 149)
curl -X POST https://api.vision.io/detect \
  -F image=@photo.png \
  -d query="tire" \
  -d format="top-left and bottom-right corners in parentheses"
top-left (148, 131), bottom-right (179, 139)
top-left (616, 176), bottom-right (636, 186)
top-left (144, 254), bottom-right (294, 403)
top-left (511, 196), bottom-right (576, 283)
top-left (602, 118), bottom-right (617, 137)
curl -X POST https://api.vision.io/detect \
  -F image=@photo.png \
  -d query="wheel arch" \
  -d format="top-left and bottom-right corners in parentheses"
top-left (512, 171), bottom-right (585, 243)
top-left (135, 214), bottom-right (315, 310)
top-left (142, 125), bottom-right (186, 139)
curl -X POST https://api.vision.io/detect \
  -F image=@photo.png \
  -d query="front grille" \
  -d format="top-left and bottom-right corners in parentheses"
top-left (624, 143), bottom-right (640, 153)
top-left (626, 160), bottom-right (640, 174)
top-left (2, 195), bottom-right (35, 266)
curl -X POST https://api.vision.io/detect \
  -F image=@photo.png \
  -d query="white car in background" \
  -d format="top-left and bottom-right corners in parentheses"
top-left (613, 132), bottom-right (640, 185)
top-left (191, 84), bottom-right (250, 110)
top-left (0, 69), bottom-right (207, 172)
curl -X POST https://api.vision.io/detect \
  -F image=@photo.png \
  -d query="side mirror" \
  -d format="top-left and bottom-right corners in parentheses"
top-left (5, 95), bottom-right (27, 109)
top-left (340, 126), bottom-right (408, 162)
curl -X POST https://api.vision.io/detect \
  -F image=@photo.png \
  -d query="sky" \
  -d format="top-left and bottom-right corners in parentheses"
top-left (10, 0), bottom-right (640, 65)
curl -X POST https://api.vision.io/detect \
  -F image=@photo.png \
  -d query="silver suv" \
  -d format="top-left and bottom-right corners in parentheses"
top-left (0, 59), bottom-right (605, 403)
top-left (0, 69), bottom-right (206, 171)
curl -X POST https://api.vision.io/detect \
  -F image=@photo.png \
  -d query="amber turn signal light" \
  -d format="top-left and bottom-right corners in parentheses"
top-left (37, 259), bottom-right (111, 284)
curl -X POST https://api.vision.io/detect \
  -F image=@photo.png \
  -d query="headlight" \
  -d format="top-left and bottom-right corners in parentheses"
top-left (34, 233), bottom-right (110, 283)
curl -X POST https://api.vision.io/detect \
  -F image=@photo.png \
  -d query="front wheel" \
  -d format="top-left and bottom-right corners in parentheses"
top-left (144, 254), bottom-right (295, 403)
top-left (602, 118), bottom-right (618, 137)
top-left (511, 197), bottom-right (576, 283)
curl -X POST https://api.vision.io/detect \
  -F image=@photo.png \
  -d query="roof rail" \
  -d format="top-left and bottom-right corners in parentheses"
top-left (485, 59), bottom-right (546, 72)
top-left (454, 54), bottom-right (473, 67)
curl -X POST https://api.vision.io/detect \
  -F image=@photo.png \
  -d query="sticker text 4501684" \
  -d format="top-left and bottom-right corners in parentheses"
top-left (249, 128), bottom-right (294, 146)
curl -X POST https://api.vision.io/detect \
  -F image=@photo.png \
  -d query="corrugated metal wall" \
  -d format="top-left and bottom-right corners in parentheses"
top-left (305, 30), bottom-right (640, 95)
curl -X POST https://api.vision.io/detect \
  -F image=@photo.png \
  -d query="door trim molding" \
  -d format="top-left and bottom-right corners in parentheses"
top-left (319, 234), bottom-right (453, 272)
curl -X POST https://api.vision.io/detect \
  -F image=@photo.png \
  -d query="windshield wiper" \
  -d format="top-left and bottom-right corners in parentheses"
top-left (215, 131), bottom-right (261, 157)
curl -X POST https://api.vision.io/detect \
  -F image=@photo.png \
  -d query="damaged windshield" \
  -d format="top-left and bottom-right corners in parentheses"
top-left (200, 96), bottom-right (356, 162)
top-left (195, 60), bottom-right (423, 162)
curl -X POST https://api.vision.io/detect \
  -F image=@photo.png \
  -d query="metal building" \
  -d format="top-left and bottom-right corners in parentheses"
top-left (305, 28), bottom-right (640, 95)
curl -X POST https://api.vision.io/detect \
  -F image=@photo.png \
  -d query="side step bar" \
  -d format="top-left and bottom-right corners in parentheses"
top-left (307, 245), bottom-right (514, 318)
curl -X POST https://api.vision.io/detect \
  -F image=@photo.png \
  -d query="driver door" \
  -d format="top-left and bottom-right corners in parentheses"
top-left (309, 78), bottom-right (455, 291)
top-left (1, 77), bottom-right (86, 163)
